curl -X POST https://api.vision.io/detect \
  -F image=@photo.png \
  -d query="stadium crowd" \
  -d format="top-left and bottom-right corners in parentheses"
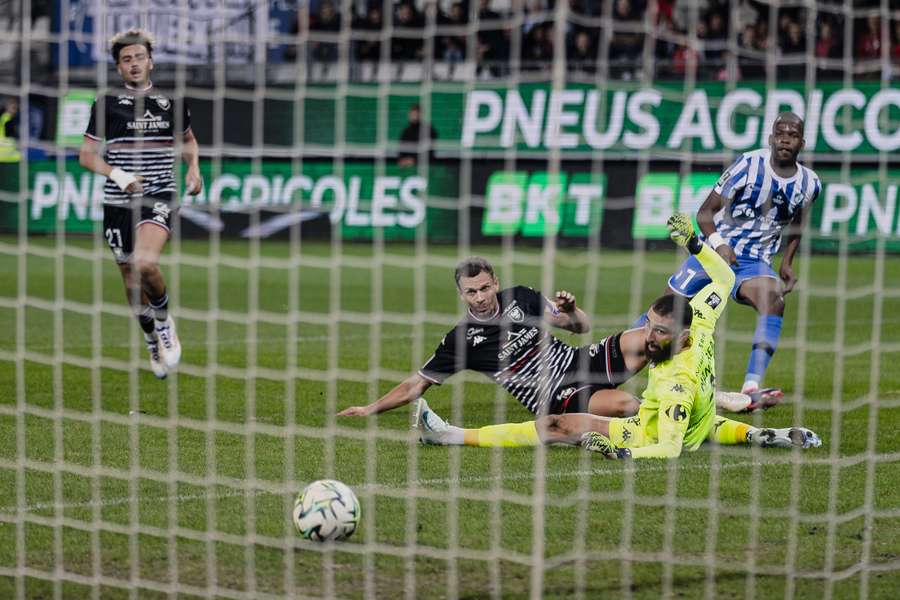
top-left (290, 0), bottom-right (900, 79)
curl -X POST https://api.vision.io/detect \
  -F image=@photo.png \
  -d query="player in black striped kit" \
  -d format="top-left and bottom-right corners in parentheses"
top-left (337, 257), bottom-right (648, 419)
top-left (79, 29), bottom-right (202, 378)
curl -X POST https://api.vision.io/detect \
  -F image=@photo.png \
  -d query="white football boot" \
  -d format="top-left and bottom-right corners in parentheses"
top-left (414, 398), bottom-right (452, 445)
top-left (146, 339), bottom-right (168, 379)
top-left (750, 427), bottom-right (822, 449)
top-left (155, 316), bottom-right (182, 369)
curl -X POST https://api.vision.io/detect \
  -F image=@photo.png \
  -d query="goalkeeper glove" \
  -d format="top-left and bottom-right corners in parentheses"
top-left (581, 432), bottom-right (631, 459)
top-left (666, 213), bottom-right (703, 255)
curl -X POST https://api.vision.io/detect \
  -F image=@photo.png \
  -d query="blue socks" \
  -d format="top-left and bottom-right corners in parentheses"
top-left (631, 312), bottom-right (649, 329)
top-left (745, 314), bottom-right (783, 387)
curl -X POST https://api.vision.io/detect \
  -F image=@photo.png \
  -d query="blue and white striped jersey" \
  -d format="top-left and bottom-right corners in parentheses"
top-left (711, 148), bottom-right (821, 264)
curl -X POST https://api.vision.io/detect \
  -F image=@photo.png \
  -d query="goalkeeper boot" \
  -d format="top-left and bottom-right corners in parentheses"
top-left (750, 427), bottom-right (822, 449)
top-left (146, 339), bottom-right (168, 379)
top-left (414, 398), bottom-right (452, 445)
top-left (156, 316), bottom-right (182, 369)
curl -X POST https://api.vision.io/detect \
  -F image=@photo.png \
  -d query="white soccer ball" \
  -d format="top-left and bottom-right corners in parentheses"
top-left (292, 479), bottom-right (361, 542)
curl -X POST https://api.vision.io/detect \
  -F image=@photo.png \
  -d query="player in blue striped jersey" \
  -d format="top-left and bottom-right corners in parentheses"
top-left (655, 112), bottom-right (821, 406)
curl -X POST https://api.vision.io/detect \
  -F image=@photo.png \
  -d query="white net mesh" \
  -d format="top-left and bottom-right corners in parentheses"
top-left (2, 0), bottom-right (900, 598)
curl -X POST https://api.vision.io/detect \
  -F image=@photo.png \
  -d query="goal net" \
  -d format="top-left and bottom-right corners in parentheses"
top-left (1, 0), bottom-right (899, 597)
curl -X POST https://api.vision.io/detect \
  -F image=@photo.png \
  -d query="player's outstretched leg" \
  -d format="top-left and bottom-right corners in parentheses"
top-left (737, 278), bottom-right (785, 394)
top-left (711, 416), bottom-right (821, 449)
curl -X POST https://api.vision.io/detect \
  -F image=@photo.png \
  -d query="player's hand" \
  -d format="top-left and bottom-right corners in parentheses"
top-left (554, 290), bottom-right (577, 314)
top-left (185, 168), bottom-right (203, 195)
top-left (337, 405), bottom-right (373, 417)
top-left (779, 263), bottom-right (798, 294)
top-left (666, 213), bottom-right (696, 248)
top-left (125, 175), bottom-right (145, 195)
top-left (716, 244), bottom-right (738, 265)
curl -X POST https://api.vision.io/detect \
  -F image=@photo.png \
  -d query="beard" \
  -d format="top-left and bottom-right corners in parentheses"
top-left (645, 340), bottom-right (675, 363)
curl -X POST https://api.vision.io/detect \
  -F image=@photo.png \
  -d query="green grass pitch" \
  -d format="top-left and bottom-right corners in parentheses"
top-left (1, 234), bottom-right (899, 599)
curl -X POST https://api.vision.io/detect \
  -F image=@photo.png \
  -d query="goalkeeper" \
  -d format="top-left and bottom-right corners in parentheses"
top-left (416, 214), bottom-right (822, 455)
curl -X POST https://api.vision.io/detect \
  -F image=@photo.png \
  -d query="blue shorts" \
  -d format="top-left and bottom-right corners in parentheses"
top-left (666, 255), bottom-right (777, 304)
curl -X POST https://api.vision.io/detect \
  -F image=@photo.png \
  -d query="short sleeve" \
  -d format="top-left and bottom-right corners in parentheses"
top-left (182, 101), bottom-right (192, 134)
top-left (84, 101), bottom-right (101, 140)
top-left (418, 331), bottom-right (462, 384)
top-left (713, 154), bottom-right (749, 201)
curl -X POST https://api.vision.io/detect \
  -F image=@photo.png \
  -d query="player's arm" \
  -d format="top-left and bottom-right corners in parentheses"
top-left (79, 136), bottom-right (144, 194)
top-left (628, 384), bottom-right (693, 458)
top-left (336, 373), bottom-right (433, 416)
top-left (182, 128), bottom-right (203, 195)
top-left (669, 213), bottom-right (735, 325)
top-left (543, 290), bottom-right (590, 334)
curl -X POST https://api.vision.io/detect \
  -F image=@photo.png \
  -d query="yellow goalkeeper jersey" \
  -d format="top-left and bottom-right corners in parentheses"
top-left (629, 244), bottom-right (736, 459)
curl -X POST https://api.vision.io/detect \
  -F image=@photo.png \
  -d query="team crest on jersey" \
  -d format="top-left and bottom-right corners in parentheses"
top-left (506, 306), bottom-right (524, 323)
top-left (556, 386), bottom-right (576, 402)
top-left (153, 95), bottom-right (171, 110)
top-left (704, 292), bottom-right (721, 309)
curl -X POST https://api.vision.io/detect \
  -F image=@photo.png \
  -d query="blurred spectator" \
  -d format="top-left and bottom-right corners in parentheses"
top-left (437, 2), bottom-right (467, 62)
top-left (398, 104), bottom-right (437, 167)
top-left (705, 11), bottom-right (726, 62)
top-left (856, 15), bottom-right (881, 60)
top-left (755, 19), bottom-right (770, 51)
top-left (816, 18), bottom-right (843, 79)
top-left (310, 0), bottom-right (342, 62)
top-left (477, 0), bottom-right (510, 74)
top-left (567, 29), bottom-right (597, 74)
top-left (739, 22), bottom-right (764, 78)
top-left (354, 5), bottom-right (383, 62)
top-left (0, 97), bottom-right (20, 163)
top-left (609, 0), bottom-right (643, 64)
top-left (781, 21), bottom-right (805, 54)
top-left (522, 22), bottom-right (553, 70)
top-left (893, 20), bottom-right (900, 63)
top-left (715, 49), bottom-right (741, 81)
top-left (392, 2), bottom-right (425, 61)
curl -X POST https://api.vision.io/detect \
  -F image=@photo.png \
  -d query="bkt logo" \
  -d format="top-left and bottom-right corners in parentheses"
top-left (152, 202), bottom-right (171, 224)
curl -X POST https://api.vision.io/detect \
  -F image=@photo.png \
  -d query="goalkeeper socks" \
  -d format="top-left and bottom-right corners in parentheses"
top-left (466, 421), bottom-right (540, 447)
top-left (745, 314), bottom-right (782, 387)
top-left (137, 305), bottom-right (156, 336)
top-left (711, 416), bottom-right (752, 445)
top-left (148, 289), bottom-right (169, 322)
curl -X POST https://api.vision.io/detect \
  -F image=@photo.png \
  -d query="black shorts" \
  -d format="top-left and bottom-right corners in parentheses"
top-left (102, 194), bottom-right (178, 264)
top-left (548, 331), bottom-right (633, 414)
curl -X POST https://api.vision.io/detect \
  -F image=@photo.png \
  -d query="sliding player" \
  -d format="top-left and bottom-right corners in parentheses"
top-left (79, 29), bottom-right (202, 378)
top-left (416, 214), bottom-right (821, 455)
top-left (338, 256), bottom-right (646, 419)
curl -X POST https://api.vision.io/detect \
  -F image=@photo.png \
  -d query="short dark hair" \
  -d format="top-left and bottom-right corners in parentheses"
top-left (110, 29), bottom-right (154, 63)
top-left (650, 294), bottom-right (693, 330)
top-left (455, 256), bottom-right (495, 287)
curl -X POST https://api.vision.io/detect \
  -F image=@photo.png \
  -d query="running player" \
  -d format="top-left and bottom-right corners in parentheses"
top-left (78, 29), bottom-right (202, 378)
top-left (638, 113), bottom-right (821, 410)
top-left (416, 215), bottom-right (821, 454)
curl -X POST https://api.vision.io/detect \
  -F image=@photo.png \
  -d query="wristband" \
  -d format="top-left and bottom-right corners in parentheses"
top-left (707, 232), bottom-right (726, 249)
top-left (108, 168), bottom-right (137, 192)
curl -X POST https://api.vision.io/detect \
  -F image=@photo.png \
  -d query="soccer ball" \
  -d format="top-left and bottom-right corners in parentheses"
top-left (292, 479), bottom-right (360, 542)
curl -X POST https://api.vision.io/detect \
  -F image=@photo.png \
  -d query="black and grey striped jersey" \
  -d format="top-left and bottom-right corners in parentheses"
top-left (418, 286), bottom-right (577, 414)
top-left (84, 85), bottom-right (191, 204)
